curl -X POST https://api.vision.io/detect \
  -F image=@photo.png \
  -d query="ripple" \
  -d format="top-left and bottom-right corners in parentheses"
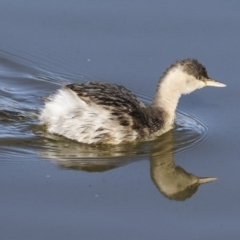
top-left (174, 109), bottom-right (209, 153)
top-left (0, 51), bottom-right (209, 165)
top-left (0, 105), bottom-right (209, 162)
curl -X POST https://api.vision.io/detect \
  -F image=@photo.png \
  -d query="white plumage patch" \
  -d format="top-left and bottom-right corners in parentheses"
top-left (39, 88), bottom-right (138, 144)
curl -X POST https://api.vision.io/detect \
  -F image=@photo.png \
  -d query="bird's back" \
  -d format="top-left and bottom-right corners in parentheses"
top-left (66, 82), bottom-right (146, 114)
top-left (40, 81), bottom-right (163, 144)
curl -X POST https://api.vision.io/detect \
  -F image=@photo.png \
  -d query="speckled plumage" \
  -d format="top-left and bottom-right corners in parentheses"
top-left (66, 82), bottom-right (164, 134)
top-left (39, 59), bottom-right (225, 144)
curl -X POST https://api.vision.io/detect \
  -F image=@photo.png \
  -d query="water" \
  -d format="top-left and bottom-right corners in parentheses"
top-left (0, 1), bottom-right (239, 239)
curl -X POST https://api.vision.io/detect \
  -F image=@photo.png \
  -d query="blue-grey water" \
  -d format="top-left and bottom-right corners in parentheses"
top-left (0, 1), bottom-right (239, 239)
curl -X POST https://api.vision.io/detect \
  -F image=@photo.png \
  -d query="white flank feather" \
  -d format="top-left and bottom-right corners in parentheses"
top-left (39, 88), bottom-right (138, 144)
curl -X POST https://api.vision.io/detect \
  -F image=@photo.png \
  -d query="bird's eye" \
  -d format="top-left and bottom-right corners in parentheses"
top-left (196, 76), bottom-right (202, 80)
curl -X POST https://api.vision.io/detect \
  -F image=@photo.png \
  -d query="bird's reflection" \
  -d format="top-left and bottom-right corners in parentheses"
top-left (149, 131), bottom-right (216, 200)
top-left (40, 128), bottom-right (216, 201)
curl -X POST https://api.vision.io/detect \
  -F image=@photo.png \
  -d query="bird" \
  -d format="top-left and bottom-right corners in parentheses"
top-left (39, 59), bottom-right (226, 144)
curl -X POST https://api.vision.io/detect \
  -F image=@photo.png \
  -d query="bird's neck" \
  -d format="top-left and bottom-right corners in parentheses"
top-left (152, 69), bottom-right (186, 125)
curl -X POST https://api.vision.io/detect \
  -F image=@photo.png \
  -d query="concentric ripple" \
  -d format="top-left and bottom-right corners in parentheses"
top-left (0, 84), bottom-right (209, 164)
top-left (0, 51), bottom-right (209, 168)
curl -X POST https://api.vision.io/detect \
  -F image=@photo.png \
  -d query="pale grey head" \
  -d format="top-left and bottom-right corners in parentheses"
top-left (152, 59), bottom-right (226, 130)
top-left (160, 58), bottom-right (226, 89)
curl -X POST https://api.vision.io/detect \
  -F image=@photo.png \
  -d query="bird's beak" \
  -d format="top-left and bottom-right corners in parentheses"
top-left (197, 177), bottom-right (218, 184)
top-left (204, 78), bottom-right (226, 87)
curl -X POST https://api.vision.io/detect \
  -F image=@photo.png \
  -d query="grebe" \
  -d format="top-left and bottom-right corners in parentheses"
top-left (39, 59), bottom-right (226, 144)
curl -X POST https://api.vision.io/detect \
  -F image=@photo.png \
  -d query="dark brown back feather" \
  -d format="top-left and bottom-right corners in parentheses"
top-left (66, 82), bottom-right (164, 135)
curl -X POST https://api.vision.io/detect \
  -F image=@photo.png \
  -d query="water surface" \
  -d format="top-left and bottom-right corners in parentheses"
top-left (0, 1), bottom-right (239, 239)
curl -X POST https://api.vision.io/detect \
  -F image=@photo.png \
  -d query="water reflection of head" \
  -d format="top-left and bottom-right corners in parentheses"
top-left (150, 130), bottom-right (217, 201)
